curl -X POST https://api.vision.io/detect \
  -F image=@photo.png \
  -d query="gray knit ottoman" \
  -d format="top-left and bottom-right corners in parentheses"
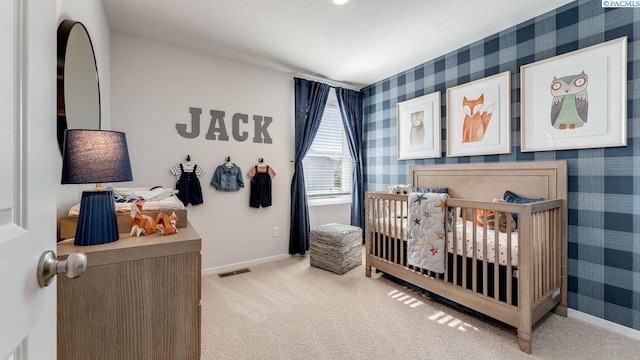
top-left (310, 223), bottom-right (362, 275)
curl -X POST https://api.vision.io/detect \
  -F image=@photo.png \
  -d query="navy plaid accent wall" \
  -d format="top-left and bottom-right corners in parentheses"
top-left (362, 0), bottom-right (640, 330)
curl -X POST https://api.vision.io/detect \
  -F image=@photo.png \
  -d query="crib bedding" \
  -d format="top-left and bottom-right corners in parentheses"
top-left (449, 220), bottom-right (518, 267)
top-left (373, 218), bottom-right (518, 266)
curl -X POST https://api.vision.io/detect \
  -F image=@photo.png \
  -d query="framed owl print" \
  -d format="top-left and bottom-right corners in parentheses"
top-left (520, 37), bottom-right (627, 152)
top-left (396, 91), bottom-right (441, 160)
top-left (446, 71), bottom-right (511, 157)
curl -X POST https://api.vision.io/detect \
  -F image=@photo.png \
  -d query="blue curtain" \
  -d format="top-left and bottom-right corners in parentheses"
top-left (335, 87), bottom-right (364, 233)
top-left (289, 78), bottom-right (330, 254)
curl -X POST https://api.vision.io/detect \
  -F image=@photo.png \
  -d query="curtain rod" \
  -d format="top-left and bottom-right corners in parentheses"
top-left (293, 73), bottom-right (361, 91)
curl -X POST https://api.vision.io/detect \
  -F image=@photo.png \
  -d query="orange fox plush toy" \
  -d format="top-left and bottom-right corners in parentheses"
top-left (156, 211), bottom-right (179, 235)
top-left (475, 199), bottom-right (516, 233)
top-left (130, 200), bottom-right (157, 237)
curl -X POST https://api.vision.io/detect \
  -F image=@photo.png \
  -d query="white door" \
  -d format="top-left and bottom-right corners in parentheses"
top-left (0, 0), bottom-right (57, 359)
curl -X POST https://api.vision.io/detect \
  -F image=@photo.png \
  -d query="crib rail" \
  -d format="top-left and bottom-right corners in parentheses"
top-left (365, 192), bottom-right (563, 325)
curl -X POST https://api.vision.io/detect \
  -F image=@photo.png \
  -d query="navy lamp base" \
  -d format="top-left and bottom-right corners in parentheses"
top-left (74, 190), bottom-right (120, 246)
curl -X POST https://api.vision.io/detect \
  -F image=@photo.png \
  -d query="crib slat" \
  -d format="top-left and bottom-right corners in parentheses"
top-left (376, 197), bottom-right (382, 259)
top-left (400, 198), bottom-right (406, 267)
top-left (369, 196), bottom-right (374, 257)
top-left (452, 210), bottom-right (458, 286)
top-left (390, 198), bottom-right (395, 263)
top-left (442, 208), bottom-right (458, 281)
top-left (386, 199), bottom-right (391, 261)
top-left (535, 213), bottom-right (541, 300)
top-left (530, 212), bottom-right (535, 301)
top-left (460, 207), bottom-right (467, 290)
top-left (544, 210), bottom-right (550, 295)
top-left (481, 211), bottom-right (488, 298)
top-left (377, 198), bottom-right (381, 259)
top-left (470, 209), bottom-right (477, 294)
top-left (507, 223), bottom-right (513, 306)
top-left (540, 213), bottom-right (544, 299)
top-left (494, 216), bottom-right (500, 301)
top-left (552, 209), bottom-right (562, 288)
top-left (540, 212), bottom-right (545, 298)
top-left (396, 203), bottom-right (400, 266)
top-left (531, 212), bottom-right (536, 301)
top-left (393, 199), bottom-right (405, 264)
top-left (550, 209), bottom-right (556, 290)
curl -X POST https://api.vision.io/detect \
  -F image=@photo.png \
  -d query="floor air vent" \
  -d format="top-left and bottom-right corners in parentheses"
top-left (217, 268), bottom-right (251, 278)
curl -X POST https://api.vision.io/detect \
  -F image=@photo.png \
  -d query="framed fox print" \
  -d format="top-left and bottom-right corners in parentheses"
top-left (446, 71), bottom-right (511, 157)
top-left (397, 91), bottom-right (441, 160)
top-left (520, 37), bottom-right (627, 152)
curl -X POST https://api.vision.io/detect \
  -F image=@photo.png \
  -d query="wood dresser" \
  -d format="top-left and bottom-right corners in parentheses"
top-left (56, 222), bottom-right (201, 360)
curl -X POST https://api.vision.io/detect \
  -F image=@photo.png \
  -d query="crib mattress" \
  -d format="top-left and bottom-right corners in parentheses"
top-left (372, 218), bottom-right (518, 266)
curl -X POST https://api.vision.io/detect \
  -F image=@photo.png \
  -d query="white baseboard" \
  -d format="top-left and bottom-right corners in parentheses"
top-left (568, 309), bottom-right (640, 340)
top-left (201, 253), bottom-right (293, 276)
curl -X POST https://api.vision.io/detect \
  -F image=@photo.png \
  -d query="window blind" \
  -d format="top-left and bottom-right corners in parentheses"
top-left (303, 101), bottom-right (352, 198)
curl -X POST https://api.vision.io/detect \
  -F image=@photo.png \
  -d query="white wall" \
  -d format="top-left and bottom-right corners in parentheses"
top-left (55, 0), bottom-right (351, 270)
top-left (309, 203), bottom-right (351, 229)
top-left (56, 0), bottom-right (111, 219)
top-left (110, 33), bottom-right (296, 271)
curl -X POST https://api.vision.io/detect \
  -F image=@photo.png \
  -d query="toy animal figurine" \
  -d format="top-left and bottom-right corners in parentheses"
top-left (130, 200), bottom-right (157, 237)
top-left (388, 184), bottom-right (412, 195)
top-left (475, 199), bottom-right (516, 233)
top-left (156, 211), bottom-right (179, 235)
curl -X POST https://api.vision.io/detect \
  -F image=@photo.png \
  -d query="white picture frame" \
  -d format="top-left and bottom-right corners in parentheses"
top-left (396, 91), bottom-right (441, 160)
top-left (446, 71), bottom-right (511, 157)
top-left (520, 37), bottom-right (627, 152)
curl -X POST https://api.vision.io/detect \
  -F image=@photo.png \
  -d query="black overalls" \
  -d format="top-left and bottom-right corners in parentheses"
top-left (176, 164), bottom-right (203, 206)
top-left (249, 165), bottom-right (272, 208)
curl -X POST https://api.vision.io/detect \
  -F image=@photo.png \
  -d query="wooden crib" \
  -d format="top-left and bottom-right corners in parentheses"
top-left (365, 161), bottom-right (567, 354)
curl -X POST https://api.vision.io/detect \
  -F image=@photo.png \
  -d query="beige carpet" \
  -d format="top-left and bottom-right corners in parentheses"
top-left (201, 252), bottom-right (639, 359)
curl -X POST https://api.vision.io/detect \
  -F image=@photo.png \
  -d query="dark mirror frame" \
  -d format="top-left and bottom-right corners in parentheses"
top-left (57, 20), bottom-right (101, 153)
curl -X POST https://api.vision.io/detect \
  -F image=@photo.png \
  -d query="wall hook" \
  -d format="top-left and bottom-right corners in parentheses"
top-left (258, 157), bottom-right (264, 163)
top-left (186, 154), bottom-right (191, 162)
top-left (225, 156), bottom-right (231, 162)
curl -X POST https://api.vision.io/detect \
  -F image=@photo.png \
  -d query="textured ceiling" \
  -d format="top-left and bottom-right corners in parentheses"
top-left (102, 0), bottom-right (574, 88)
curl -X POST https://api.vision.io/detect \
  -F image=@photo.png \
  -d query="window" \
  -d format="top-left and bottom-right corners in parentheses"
top-left (303, 94), bottom-right (352, 202)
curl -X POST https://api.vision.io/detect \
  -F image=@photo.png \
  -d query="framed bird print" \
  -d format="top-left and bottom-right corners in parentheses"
top-left (520, 37), bottom-right (627, 152)
top-left (446, 71), bottom-right (511, 157)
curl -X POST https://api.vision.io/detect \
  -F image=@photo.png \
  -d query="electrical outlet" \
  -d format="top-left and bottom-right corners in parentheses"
top-left (273, 226), bottom-right (280, 237)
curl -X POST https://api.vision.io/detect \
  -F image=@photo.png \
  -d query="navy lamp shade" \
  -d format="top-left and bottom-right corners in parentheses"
top-left (61, 129), bottom-right (133, 246)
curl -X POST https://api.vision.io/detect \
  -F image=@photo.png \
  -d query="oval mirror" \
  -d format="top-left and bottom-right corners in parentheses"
top-left (57, 20), bottom-right (101, 153)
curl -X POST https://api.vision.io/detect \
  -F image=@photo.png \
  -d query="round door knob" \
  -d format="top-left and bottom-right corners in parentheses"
top-left (37, 250), bottom-right (87, 287)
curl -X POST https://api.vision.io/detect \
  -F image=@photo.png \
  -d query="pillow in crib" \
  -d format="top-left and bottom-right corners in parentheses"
top-left (503, 190), bottom-right (545, 223)
top-left (412, 187), bottom-right (448, 194)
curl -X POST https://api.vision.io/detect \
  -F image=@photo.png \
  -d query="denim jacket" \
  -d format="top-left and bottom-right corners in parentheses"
top-left (211, 163), bottom-right (244, 191)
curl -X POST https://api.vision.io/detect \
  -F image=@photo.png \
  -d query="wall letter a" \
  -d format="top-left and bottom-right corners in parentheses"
top-left (206, 110), bottom-right (229, 141)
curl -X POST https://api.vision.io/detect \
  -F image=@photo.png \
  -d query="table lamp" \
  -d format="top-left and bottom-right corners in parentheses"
top-left (61, 129), bottom-right (133, 246)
